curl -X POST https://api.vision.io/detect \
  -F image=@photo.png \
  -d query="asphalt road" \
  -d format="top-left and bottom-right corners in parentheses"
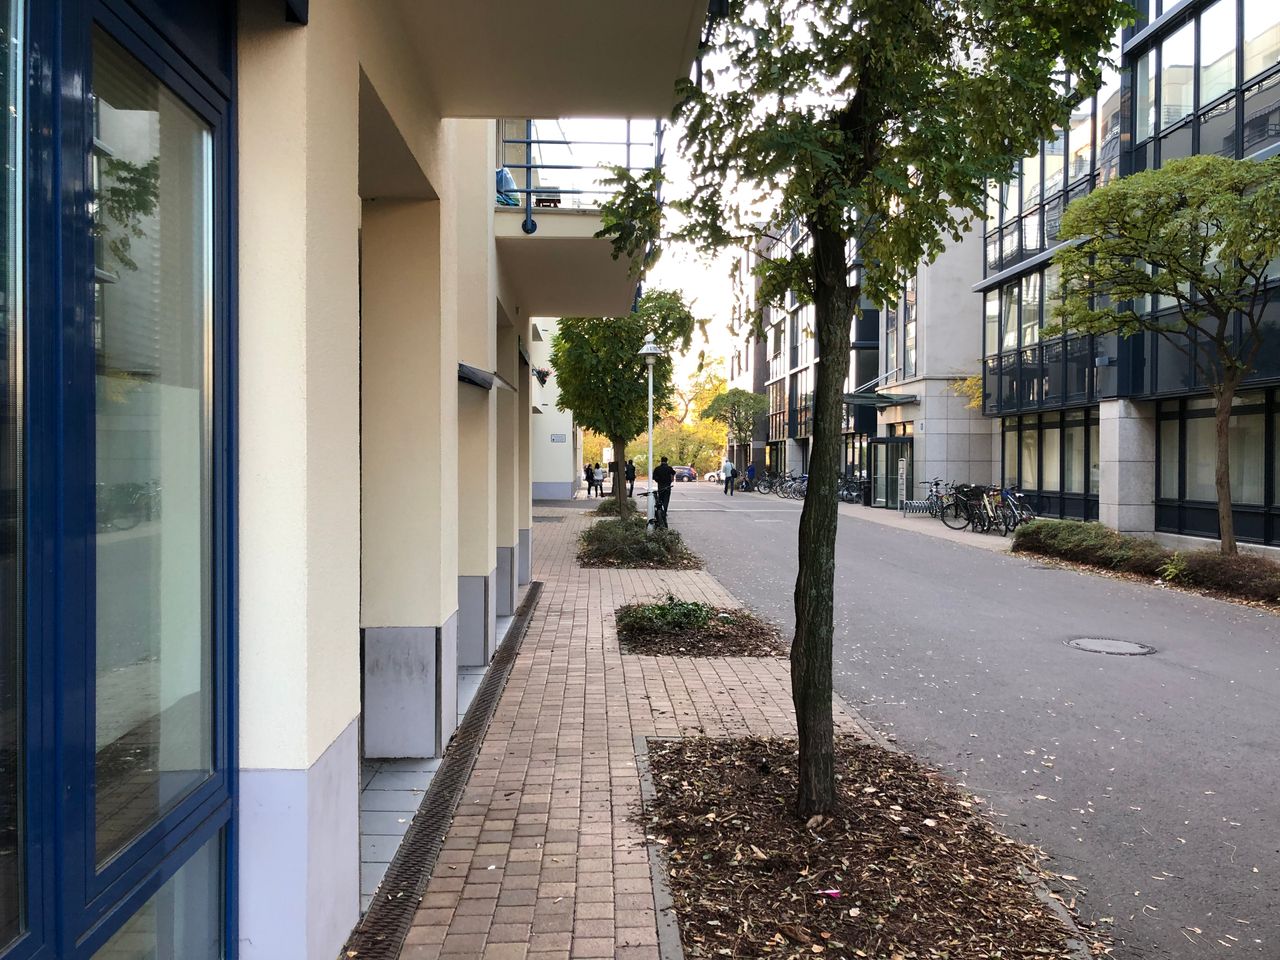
top-left (665, 481), bottom-right (1279, 959)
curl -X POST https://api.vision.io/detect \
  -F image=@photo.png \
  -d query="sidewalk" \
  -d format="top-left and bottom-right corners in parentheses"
top-left (396, 505), bottom-right (867, 960)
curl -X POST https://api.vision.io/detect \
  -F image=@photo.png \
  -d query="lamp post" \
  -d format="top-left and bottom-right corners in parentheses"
top-left (638, 332), bottom-right (664, 525)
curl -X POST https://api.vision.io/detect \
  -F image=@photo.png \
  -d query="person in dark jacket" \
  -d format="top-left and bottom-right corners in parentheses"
top-left (652, 456), bottom-right (676, 519)
top-left (625, 459), bottom-right (636, 496)
top-left (583, 462), bottom-right (594, 497)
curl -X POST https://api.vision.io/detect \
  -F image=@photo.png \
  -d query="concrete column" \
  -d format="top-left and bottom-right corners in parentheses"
top-left (517, 344), bottom-right (533, 586)
top-left (237, 5), bottom-right (360, 956)
top-left (495, 324), bottom-right (520, 615)
top-left (360, 199), bottom-right (459, 760)
top-left (1098, 399), bottom-right (1156, 534)
top-left (448, 121), bottom-right (499, 665)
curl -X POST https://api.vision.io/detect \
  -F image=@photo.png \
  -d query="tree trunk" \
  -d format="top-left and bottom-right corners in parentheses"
top-left (792, 223), bottom-right (855, 818)
top-left (1212, 380), bottom-right (1239, 556)
top-left (611, 434), bottom-right (629, 515)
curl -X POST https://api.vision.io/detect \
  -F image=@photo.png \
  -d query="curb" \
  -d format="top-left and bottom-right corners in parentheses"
top-left (634, 734), bottom-right (688, 960)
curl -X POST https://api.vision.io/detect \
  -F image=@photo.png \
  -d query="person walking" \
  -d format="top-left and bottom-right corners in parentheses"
top-left (722, 457), bottom-right (737, 496)
top-left (592, 463), bottom-right (606, 497)
top-left (746, 461), bottom-right (756, 491)
top-left (652, 456), bottom-right (676, 524)
top-left (583, 462), bottom-right (593, 497)
top-left (625, 459), bottom-right (636, 497)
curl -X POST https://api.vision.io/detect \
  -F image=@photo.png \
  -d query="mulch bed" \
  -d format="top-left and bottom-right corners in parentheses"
top-left (617, 605), bottom-right (785, 657)
top-left (645, 736), bottom-right (1104, 960)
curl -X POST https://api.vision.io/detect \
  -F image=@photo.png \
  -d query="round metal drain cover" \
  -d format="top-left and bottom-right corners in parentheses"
top-left (1066, 637), bottom-right (1156, 656)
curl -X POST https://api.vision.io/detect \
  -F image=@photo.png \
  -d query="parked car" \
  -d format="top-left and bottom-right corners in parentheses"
top-left (673, 465), bottom-right (698, 482)
top-left (705, 470), bottom-right (721, 483)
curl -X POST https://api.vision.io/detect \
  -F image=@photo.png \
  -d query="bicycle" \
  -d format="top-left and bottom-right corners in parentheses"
top-left (639, 489), bottom-right (670, 530)
top-left (838, 474), bottom-right (862, 504)
top-left (918, 477), bottom-right (944, 517)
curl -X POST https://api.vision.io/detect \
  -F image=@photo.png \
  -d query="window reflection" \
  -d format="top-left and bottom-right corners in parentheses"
top-left (1244, 0), bottom-right (1280, 81)
top-left (1097, 39), bottom-right (1123, 184)
top-left (92, 28), bottom-right (214, 865)
top-left (1068, 100), bottom-right (1093, 182)
top-left (1243, 72), bottom-right (1280, 156)
top-left (1135, 51), bottom-right (1155, 142)
top-left (1201, 0), bottom-right (1237, 106)
top-left (1200, 97), bottom-right (1237, 157)
top-left (1161, 22), bottom-right (1195, 127)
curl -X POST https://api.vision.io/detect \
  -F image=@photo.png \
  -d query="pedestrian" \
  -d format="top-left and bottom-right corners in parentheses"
top-left (583, 462), bottom-right (593, 497)
top-left (626, 459), bottom-right (636, 496)
top-left (722, 456), bottom-right (737, 496)
top-left (652, 455), bottom-right (676, 523)
top-left (746, 462), bottom-right (756, 491)
top-left (592, 462), bottom-right (605, 497)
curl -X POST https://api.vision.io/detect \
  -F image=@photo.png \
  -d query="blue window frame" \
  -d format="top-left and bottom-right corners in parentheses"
top-left (10, 0), bottom-right (237, 957)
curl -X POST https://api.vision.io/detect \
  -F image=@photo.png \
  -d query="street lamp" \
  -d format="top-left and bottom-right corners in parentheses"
top-left (638, 332), bottom-right (664, 526)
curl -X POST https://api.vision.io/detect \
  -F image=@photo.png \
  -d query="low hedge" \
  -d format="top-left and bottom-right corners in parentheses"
top-left (592, 495), bottom-right (637, 517)
top-left (1012, 519), bottom-right (1280, 603)
top-left (577, 515), bottom-right (700, 569)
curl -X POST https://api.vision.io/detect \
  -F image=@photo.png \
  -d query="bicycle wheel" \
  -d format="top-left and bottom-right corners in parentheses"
top-left (1001, 504), bottom-right (1019, 533)
top-left (939, 499), bottom-right (969, 529)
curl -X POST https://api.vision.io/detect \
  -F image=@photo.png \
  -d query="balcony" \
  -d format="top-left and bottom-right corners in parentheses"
top-left (392, 0), bottom-right (710, 118)
top-left (495, 118), bottom-right (660, 316)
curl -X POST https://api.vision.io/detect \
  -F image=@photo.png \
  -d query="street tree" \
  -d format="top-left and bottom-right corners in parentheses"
top-left (1050, 154), bottom-right (1280, 555)
top-left (548, 289), bottom-right (700, 514)
top-left (671, 362), bottom-right (726, 424)
top-left (703, 387), bottom-right (768, 457)
top-left (599, 0), bottom-right (1130, 816)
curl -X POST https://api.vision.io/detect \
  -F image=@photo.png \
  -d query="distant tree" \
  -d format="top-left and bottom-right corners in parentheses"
top-left (1050, 154), bottom-right (1280, 556)
top-left (549, 290), bottom-right (700, 514)
top-left (703, 388), bottom-right (768, 453)
top-left (599, 0), bottom-right (1130, 816)
top-left (670, 362), bottom-right (727, 424)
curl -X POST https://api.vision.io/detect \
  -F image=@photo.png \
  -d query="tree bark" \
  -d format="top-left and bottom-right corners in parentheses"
top-left (1213, 379), bottom-right (1239, 556)
top-left (611, 434), bottom-right (630, 515)
top-left (792, 222), bottom-right (855, 818)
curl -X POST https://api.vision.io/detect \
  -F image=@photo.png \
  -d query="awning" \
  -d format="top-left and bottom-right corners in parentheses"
top-left (844, 391), bottom-right (917, 409)
top-left (458, 363), bottom-right (518, 392)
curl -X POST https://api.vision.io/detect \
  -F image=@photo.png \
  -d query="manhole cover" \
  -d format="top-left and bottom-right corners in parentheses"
top-left (1065, 637), bottom-right (1156, 656)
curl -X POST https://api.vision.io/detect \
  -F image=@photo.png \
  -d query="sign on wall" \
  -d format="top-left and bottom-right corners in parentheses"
top-left (550, 433), bottom-right (567, 443)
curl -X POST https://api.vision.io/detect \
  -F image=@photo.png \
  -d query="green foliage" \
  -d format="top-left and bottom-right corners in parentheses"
top-left (1013, 520), bottom-right (1280, 602)
top-left (576, 516), bottom-right (700, 569)
top-left (592, 495), bottom-right (637, 517)
top-left (950, 375), bottom-right (985, 411)
top-left (1157, 551), bottom-right (1188, 583)
top-left (99, 155), bottom-right (160, 273)
top-left (615, 593), bottom-right (714, 635)
top-left (703, 388), bottom-right (769, 445)
top-left (548, 289), bottom-right (701, 451)
top-left (1050, 155), bottom-right (1280, 378)
top-left (1050, 154), bottom-right (1280, 554)
top-left (671, 362), bottom-right (727, 423)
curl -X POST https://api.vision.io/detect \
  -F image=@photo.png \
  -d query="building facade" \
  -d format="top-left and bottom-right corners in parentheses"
top-left (0, 2), bottom-right (707, 959)
top-left (980, 0), bottom-right (1280, 549)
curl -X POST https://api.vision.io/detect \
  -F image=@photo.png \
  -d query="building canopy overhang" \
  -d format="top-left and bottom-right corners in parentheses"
top-left (391, 0), bottom-right (710, 118)
top-left (845, 391), bottom-right (918, 409)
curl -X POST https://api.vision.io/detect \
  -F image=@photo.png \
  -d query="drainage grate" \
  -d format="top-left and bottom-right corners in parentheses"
top-left (1065, 637), bottom-right (1156, 656)
top-left (342, 581), bottom-right (544, 959)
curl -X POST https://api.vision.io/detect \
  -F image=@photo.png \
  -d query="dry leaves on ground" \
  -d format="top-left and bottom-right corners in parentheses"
top-left (644, 736), bottom-right (1107, 960)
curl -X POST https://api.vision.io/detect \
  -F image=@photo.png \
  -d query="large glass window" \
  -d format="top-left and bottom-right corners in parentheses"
top-left (92, 29), bottom-right (215, 864)
top-left (1186, 417), bottom-right (1217, 500)
top-left (1020, 420), bottom-right (1039, 489)
top-left (1242, 71), bottom-right (1280, 157)
top-left (1161, 21), bottom-right (1195, 127)
top-left (1244, 0), bottom-right (1280, 81)
top-left (1041, 424), bottom-right (1061, 491)
top-left (1097, 35), bottom-right (1123, 184)
top-left (1021, 273), bottom-right (1040, 347)
top-left (0, 0), bottom-right (20, 946)
top-left (1201, 0), bottom-right (1238, 106)
top-left (984, 290), bottom-right (999, 356)
top-left (1230, 412), bottom-right (1266, 504)
top-left (1001, 283), bottom-right (1018, 352)
top-left (92, 831), bottom-right (222, 959)
top-left (1159, 418), bottom-right (1180, 498)
top-left (1064, 414), bottom-right (1086, 493)
top-left (1088, 422), bottom-right (1100, 494)
top-left (1201, 96), bottom-right (1238, 157)
top-left (1135, 51), bottom-right (1156, 142)
top-left (902, 279), bottom-right (917, 379)
top-left (1068, 99), bottom-right (1093, 182)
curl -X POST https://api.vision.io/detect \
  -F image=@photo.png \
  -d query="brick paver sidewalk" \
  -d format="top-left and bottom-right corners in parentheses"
top-left (398, 506), bottom-right (867, 960)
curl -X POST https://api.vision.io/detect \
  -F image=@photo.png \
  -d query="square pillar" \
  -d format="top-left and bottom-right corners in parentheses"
top-left (360, 198), bottom-right (459, 758)
top-left (495, 325), bottom-right (520, 616)
top-left (1098, 399), bottom-right (1156, 534)
top-left (517, 349), bottom-right (533, 585)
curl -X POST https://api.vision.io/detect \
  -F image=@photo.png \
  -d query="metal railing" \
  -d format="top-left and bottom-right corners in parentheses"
top-left (498, 118), bottom-right (662, 235)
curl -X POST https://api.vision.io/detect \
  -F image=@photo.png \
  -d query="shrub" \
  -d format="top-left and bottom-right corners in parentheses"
top-left (616, 593), bottom-right (714, 635)
top-left (1013, 519), bottom-right (1280, 604)
top-left (577, 516), bottom-right (700, 569)
top-left (1180, 552), bottom-right (1280, 603)
top-left (592, 496), bottom-right (637, 517)
top-left (1012, 520), bottom-right (1166, 576)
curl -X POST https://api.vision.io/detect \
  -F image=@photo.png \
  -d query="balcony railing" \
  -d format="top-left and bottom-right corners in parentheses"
top-left (498, 118), bottom-right (662, 235)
